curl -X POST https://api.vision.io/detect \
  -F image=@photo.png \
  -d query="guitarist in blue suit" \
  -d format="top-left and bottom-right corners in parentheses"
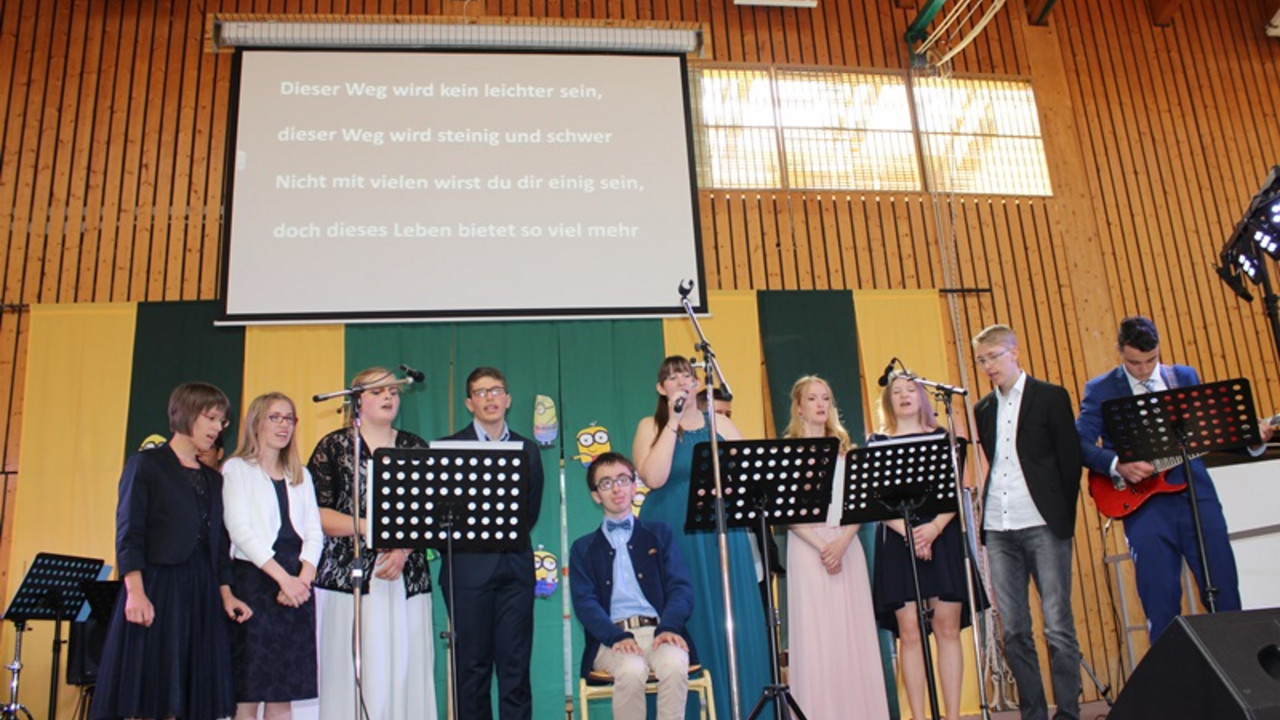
top-left (1076, 316), bottom-right (1272, 641)
top-left (441, 366), bottom-right (546, 720)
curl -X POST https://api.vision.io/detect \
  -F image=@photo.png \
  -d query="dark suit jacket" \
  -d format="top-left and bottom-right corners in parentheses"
top-left (116, 444), bottom-right (232, 584)
top-left (974, 374), bottom-right (1083, 541)
top-left (569, 518), bottom-right (697, 678)
top-left (438, 424), bottom-right (546, 588)
top-left (1076, 364), bottom-right (1219, 503)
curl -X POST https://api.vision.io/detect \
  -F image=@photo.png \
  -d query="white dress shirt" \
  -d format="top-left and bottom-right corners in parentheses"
top-left (983, 371), bottom-right (1049, 532)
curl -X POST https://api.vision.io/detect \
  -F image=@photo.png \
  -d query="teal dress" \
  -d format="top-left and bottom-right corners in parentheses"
top-left (639, 414), bottom-right (772, 719)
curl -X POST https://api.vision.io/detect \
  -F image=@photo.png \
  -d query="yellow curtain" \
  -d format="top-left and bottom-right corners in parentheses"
top-left (241, 325), bottom-right (346, 457)
top-left (662, 290), bottom-right (767, 441)
top-left (6, 303), bottom-right (137, 720)
top-left (853, 289), bottom-right (981, 718)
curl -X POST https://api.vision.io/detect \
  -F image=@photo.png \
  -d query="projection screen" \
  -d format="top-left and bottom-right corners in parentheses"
top-left (221, 50), bottom-right (706, 323)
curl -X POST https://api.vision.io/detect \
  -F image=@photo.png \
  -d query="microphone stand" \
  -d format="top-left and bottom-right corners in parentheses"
top-left (312, 371), bottom-right (420, 720)
top-left (902, 366), bottom-right (992, 720)
top-left (678, 280), bottom-right (744, 720)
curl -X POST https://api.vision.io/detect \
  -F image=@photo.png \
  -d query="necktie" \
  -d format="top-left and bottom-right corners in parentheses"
top-left (606, 518), bottom-right (632, 533)
top-left (1140, 379), bottom-right (1157, 394)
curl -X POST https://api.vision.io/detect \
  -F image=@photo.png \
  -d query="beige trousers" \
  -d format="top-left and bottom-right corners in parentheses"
top-left (592, 625), bottom-right (690, 720)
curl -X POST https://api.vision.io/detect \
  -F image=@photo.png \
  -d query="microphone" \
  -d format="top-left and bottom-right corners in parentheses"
top-left (673, 394), bottom-right (686, 414)
top-left (877, 358), bottom-right (899, 387)
top-left (400, 364), bottom-right (425, 384)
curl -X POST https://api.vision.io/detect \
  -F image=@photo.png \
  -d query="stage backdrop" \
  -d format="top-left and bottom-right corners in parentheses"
top-left (5, 291), bottom-right (976, 720)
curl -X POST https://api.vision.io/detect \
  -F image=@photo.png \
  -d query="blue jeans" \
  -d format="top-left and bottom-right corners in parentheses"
top-left (986, 526), bottom-right (1081, 720)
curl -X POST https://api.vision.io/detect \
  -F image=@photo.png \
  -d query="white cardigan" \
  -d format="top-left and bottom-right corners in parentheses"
top-left (221, 456), bottom-right (324, 569)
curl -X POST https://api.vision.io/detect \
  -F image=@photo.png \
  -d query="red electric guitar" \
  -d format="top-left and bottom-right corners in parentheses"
top-left (1088, 414), bottom-right (1279, 519)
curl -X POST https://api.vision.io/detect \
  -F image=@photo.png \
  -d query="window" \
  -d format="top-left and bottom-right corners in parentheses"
top-left (689, 66), bottom-right (1052, 196)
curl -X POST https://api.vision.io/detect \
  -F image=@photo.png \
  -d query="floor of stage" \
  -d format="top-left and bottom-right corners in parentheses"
top-left (978, 699), bottom-right (1111, 719)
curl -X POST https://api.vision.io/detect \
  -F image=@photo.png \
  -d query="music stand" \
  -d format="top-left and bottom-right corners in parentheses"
top-left (688, 436), bottom-right (842, 720)
top-left (1101, 378), bottom-right (1262, 612)
top-left (370, 444), bottom-right (529, 720)
top-left (842, 434), bottom-right (957, 720)
top-left (1, 553), bottom-right (105, 720)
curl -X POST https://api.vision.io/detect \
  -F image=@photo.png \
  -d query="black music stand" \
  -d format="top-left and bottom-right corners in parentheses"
top-left (1101, 378), bottom-right (1262, 613)
top-left (370, 443), bottom-right (529, 720)
top-left (1, 553), bottom-right (105, 720)
top-left (688, 437), bottom-right (842, 720)
top-left (842, 434), bottom-right (957, 720)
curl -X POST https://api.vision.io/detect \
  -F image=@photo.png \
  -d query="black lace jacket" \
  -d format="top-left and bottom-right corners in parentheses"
top-left (307, 427), bottom-right (432, 597)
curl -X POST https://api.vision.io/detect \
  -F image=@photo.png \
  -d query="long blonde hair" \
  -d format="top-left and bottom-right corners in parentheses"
top-left (877, 372), bottom-right (939, 436)
top-left (232, 392), bottom-right (304, 485)
top-left (781, 375), bottom-right (852, 452)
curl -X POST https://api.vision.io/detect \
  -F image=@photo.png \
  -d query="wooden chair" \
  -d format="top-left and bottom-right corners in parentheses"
top-left (578, 664), bottom-right (716, 720)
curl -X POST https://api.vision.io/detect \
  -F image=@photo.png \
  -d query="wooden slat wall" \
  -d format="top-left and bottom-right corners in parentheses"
top-left (1, 0), bottom-right (1278, 709)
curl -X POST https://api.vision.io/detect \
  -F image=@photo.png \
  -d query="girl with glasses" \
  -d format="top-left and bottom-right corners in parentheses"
top-left (221, 392), bottom-right (324, 720)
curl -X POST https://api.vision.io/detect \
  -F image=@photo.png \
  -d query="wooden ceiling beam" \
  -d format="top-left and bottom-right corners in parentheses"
top-left (894, 0), bottom-right (915, 9)
top-left (1149, 0), bottom-right (1186, 26)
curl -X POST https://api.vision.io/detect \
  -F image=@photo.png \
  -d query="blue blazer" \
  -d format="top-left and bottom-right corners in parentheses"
top-left (1076, 364), bottom-right (1219, 503)
top-left (116, 444), bottom-right (232, 584)
top-left (438, 424), bottom-right (545, 588)
top-left (570, 518), bottom-right (697, 679)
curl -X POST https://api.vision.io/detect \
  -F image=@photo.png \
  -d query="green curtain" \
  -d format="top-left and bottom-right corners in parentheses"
top-left (124, 300), bottom-right (245, 455)
top-left (341, 319), bottom-right (664, 720)
top-left (756, 290), bottom-right (900, 720)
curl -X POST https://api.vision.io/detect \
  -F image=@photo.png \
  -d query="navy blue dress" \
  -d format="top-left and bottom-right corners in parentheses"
top-left (229, 477), bottom-right (317, 702)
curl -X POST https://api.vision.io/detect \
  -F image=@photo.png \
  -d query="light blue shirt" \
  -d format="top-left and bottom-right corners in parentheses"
top-left (602, 519), bottom-right (658, 623)
top-left (472, 419), bottom-right (511, 442)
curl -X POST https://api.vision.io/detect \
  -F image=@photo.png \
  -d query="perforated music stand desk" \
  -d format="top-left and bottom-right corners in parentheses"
top-left (840, 433), bottom-right (957, 525)
top-left (370, 443), bottom-right (531, 718)
top-left (839, 433), bottom-right (957, 720)
top-left (688, 436), bottom-right (840, 720)
top-left (2, 553), bottom-right (106, 720)
top-left (686, 437), bottom-right (840, 533)
top-left (1102, 378), bottom-right (1262, 463)
top-left (1101, 377), bottom-right (1262, 613)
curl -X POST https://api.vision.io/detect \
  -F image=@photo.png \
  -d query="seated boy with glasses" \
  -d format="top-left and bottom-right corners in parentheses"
top-left (570, 451), bottom-right (696, 720)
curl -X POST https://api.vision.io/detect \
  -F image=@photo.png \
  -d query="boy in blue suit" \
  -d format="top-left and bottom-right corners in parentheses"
top-left (570, 451), bottom-right (696, 720)
top-left (1076, 316), bottom-right (1272, 641)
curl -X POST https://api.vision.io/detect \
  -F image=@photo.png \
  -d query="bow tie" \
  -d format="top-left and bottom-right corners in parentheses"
top-left (606, 518), bottom-right (632, 533)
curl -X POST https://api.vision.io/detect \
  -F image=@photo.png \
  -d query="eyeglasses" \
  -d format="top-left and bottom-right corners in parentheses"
top-left (975, 348), bottom-right (1011, 367)
top-left (593, 474), bottom-right (635, 493)
top-left (202, 412), bottom-right (230, 429)
top-left (266, 413), bottom-right (299, 426)
top-left (470, 386), bottom-right (507, 399)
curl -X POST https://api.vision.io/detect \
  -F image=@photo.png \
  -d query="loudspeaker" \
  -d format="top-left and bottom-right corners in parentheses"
top-left (1109, 609), bottom-right (1280, 720)
top-left (66, 618), bottom-right (108, 686)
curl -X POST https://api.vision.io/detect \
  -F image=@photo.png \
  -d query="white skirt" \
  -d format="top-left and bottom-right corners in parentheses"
top-left (313, 578), bottom-right (437, 720)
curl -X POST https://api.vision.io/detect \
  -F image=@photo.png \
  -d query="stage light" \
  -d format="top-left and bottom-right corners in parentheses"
top-left (1234, 247), bottom-right (1261, 284)
top-left (1216, 262), bottom-right (1255, 302)
top-left (1250, 225), bottom-right (1280, 259)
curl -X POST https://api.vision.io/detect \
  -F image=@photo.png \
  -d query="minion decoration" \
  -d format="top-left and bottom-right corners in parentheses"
top-left (533, 545), bottom-right (559, 598)
top-left (533, 394), bottom-right (558, 447)
top-left (631, 476), bottom-right (650, 517)
top-left (573, 424), bottom-right (611, 467)
top-left (138, 433), bottom-right (168, 451)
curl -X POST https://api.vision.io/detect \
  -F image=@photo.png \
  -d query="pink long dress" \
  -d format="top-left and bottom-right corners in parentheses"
top-left (786, 523), bottom-right (891, 720)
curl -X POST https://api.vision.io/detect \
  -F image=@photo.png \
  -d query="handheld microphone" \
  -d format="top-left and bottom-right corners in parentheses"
top-left (673, 393), bottom-right (686, 414)
top-left (877, 358), bottom-right (900, 387)
top-left (400, 364), bottom-right (425, 384)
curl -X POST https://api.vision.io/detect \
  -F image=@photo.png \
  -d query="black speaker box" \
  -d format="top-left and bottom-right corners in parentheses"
top-left (66, 618), bottom-right (108, 687)
top-left (1109, 609), bottom-right (1280, 720)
